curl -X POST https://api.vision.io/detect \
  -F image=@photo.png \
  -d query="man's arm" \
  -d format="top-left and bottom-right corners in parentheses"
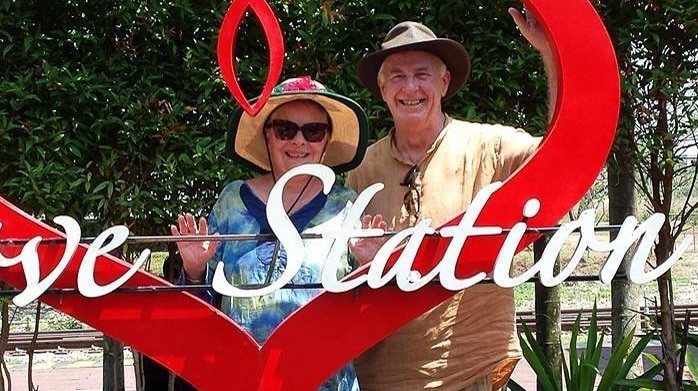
top-left (496, 129), bottom-right (543, 181)
top-left (509, 7), bottom-right (558, 122)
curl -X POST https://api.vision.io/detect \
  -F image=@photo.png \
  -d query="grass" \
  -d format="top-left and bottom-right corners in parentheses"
top-left (512, 231), bottom-right (698, 310)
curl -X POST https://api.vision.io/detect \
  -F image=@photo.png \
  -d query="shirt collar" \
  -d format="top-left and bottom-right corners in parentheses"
top-left (389, 115), bottom-right (453, 165)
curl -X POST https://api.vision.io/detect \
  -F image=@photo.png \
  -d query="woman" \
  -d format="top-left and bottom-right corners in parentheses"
top-left (171, 76), bottom-right (369, 390)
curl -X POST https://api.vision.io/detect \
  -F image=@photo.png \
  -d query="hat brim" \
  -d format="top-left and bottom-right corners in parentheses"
top-left (228, 91), bottom-right (369, 174)
top-left (357, 38), bottom-right (471, 100)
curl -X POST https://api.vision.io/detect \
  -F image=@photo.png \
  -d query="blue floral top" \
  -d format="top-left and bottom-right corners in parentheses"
top-left (202, 180), bottom-right (359, 391)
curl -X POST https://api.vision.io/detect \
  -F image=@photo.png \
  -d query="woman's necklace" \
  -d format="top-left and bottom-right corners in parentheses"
top-left (263, 175), bottom-right (314, 286)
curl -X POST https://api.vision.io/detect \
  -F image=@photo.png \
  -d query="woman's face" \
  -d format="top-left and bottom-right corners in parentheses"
top-left (265, 100), bottom-right (330, 175)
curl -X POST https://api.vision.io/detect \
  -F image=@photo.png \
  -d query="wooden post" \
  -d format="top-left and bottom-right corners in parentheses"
top-left (534, 236), bottom-right (562, 391)
top-left (103, 335), bottom-right (125, 391)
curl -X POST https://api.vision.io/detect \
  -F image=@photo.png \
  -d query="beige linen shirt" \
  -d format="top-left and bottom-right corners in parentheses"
top-left (346, 117), bottom-right (541, 390)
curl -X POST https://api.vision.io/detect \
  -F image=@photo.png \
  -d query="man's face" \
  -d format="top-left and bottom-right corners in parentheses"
top-left (378, 50), bottom-right (450, 126)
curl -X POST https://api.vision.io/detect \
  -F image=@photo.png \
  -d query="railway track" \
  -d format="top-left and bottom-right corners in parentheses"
top-left (5, 329), bottom-right (103, 353)
top-left (516, 303), bottom-right (698, 331)
top-left (3, 304), bottom-right (697, 353)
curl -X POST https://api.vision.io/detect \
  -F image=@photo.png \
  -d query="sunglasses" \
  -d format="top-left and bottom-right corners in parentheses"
top-left (265, 119), bottom-right (330, 143)
top-left (400, 165), bottom-right (421, 219)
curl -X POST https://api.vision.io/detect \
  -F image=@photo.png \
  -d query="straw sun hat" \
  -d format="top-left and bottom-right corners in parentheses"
top-left (228, 76), bottom-right (369, 174)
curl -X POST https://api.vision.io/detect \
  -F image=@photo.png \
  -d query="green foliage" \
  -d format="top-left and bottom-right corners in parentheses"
top-left (0, 0), bottom-right (549, 237)
top-left (611, 325), bottom-right (698, 390)
top-left (688, 348), bottom-right (698, 385)
top-left (244, 0), bottom-right (550, 141)
top-left (516, 303), bottom-right (653, 391)
top-left (588, 3), bottom-right (698, 387)
top-left (599, 0), bottom-right (698, 236)
top-left (0, 0), bottom-right (245, 237)
top-left (679, 330), bottom-right (698, 387)
top-left (517, 306), bottom-right (698, 390)
top-left (43, 311), bottom-right (83, 331)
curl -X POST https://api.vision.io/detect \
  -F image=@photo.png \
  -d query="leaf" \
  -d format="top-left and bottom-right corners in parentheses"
top-left (93, 181), bottom-right (110, 193)
top-left (636, 362), bottom-right (663, 380)
top-left (687, 348), bottom-right (698, 383)
top-left (644, 353), bottom-right (661, 366)
top-left (68, 144), bottom-right (82, 158)
top-left (618, 333), bottom-right (653, 380)
top-left (615, 378), bottom-right (667, 389)
top-left (23, 35), bottom-right (31, 51)
top-left (597, 327), bottom-right (636, 390)
top-left (579, 303), bottom-right (602, 391)
top-left (519, 322), bottom-right (560, 391)
top-left (372, 13), bottom-right (395, 21)
top-left (2, 43), bottom-right (13, 57)
top-left (561, 335), bottom-right (571, 389)
top-left (507, 380), bottom-right (526, 391)
top-left (569, 312), bottom-right (581, 387)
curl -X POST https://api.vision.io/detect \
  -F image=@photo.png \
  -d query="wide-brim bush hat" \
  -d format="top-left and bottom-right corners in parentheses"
top-left (357, 21), bottom-right (471, 100)
top-left (228, 76), bottom-right (369, 174)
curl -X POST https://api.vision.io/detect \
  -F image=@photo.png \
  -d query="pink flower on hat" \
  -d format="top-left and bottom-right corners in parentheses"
top-left (276, 76), bottom-right (326, 93)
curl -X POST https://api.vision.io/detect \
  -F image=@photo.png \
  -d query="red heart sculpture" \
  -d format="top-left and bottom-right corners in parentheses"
top-left (217, 0), bottom-right (284, 116)
top-left (0, 0), bottom-right (619, 389)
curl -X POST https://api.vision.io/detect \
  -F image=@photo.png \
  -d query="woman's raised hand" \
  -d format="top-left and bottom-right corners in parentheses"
top-left (348, 214), bottom-right (390, 266)
top-left (170, 213), bottom-right (218, 282)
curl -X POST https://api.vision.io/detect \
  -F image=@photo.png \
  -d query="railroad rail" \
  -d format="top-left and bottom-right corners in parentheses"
top-left (516, 303), bottom-right (698, 332)
top-left (2, 304), bottom-right (696, 353)
top-left (4, 330), bottom-right (103, 353)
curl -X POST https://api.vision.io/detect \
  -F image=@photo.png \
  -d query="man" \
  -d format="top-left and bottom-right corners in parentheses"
top-left (346, 9), bottom-right (557, 391)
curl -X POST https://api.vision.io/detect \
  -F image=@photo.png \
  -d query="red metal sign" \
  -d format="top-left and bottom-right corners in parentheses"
top-left (0, 0), bottom-right (619, 389)
top-left (218, 0), bottom-right (284, 116)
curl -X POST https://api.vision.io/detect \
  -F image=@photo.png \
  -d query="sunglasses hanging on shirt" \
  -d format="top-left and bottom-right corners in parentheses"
top-left (400, 164), bottom-right (421, 219)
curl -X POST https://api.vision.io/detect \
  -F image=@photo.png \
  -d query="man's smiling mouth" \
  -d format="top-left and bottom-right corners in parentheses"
top-left (399, 99), bottom-right (425, 106)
